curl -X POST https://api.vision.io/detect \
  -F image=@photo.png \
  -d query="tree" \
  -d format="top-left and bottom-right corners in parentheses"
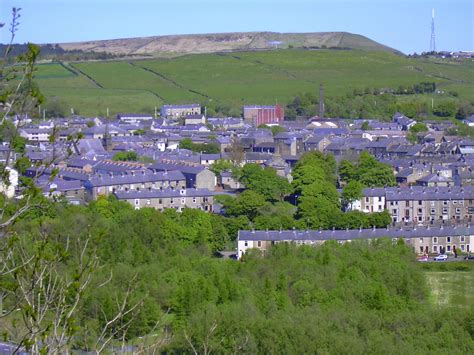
top-left (361, 121), bottom-right (372, 130)
top-left (210, 159), bottom-right (234, 178)
top-left (407, 122), bottom-right (428, 143)
top-left (455, 102), bottom-right (474, 120)
top-left (239, 164), bottom-right (291, 202)
top-left (338, 160), bottom-right (356, 184)
top-left (113, 151), bottom-right (138, 162)
top-left (433, 101), bottom-right (456, 117)
top-left (44, 97), bottom-right (67, 118)
top-left (225, 190), bottom-right (266, 220)
top-left (341, 152), bottom-right (395, 187)
top-left (342, 180), bottom-right (364, 209)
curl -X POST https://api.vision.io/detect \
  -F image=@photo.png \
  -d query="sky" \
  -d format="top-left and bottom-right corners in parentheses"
top-left (0, 0), bottom-right (473, 54)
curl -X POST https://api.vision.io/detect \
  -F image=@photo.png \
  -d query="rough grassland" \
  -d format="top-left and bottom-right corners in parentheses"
top-left (426, 271), bottom-right (474, 308)
top-left (423, 262), bottom-right (474, 308)
top-left (34, 49), bottom-right (474, 116)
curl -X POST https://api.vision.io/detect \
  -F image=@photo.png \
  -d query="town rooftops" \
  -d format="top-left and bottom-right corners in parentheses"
top-left (85, 170), bottom-right (185, 187)
top-left (238, 224), bottom-right (474, 242)
top-left (149, 161), bottom-right (207, 175)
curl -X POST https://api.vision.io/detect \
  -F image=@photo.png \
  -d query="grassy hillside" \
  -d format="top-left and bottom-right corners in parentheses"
top-left (34, 49), bottom-right (474, 117)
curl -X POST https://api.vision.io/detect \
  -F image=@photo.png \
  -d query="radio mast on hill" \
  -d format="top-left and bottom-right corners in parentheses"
top-left (430, 8), bottom-right (436, 52)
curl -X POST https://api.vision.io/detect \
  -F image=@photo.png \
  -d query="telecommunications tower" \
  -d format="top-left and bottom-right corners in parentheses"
top-left (430, 8), bottom-right (436, 52)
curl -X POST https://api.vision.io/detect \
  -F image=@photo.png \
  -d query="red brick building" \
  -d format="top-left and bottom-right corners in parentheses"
top-left (243, 105), bottom-right (284, 126)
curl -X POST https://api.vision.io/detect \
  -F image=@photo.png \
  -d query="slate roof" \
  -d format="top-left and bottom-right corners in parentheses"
top-left (148, 161), bottom-right (206, 175)
top-left (238, 225), bottom-right (474, 242)
top-left (76, 138), bottom-right (106, 155)
top-left (361, 186), bottom-right (474, 200)
top-left (85, 170), bottom-right (185, 187)
top-left (40, 178), bottom-right (84, 193)
top-left (416, 173), bottom-right (453, 184)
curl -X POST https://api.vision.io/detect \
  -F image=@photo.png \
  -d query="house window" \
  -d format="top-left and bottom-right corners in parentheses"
top-left (430, 201), bottom-right (435, 206)
top-left (418, 200), bottom-right (422, 205)
top-left (378, 197), bottom-right (382, 202)
top-left (461, 244), bottom-right (465, 251)
top-left (257, 241), bottom-right (262, 247)
top-left (244, 241), bottom-right (248, 247)
top-left (418, 208), bottom-right (422, 214)
top-left (406, 201), bottom-right (410, 207)
top-left (433, 245), bottom-right (438, 253)
top-left (146, 199), bottom-right (151, 205)
top-left (447, 237), bottom-right (451, 243)
top-left (443, 200), bottom-right (448, 206)
top-left (453, 200), bottom-right (457, 204)
top-left (158, 199), bottom-right (162, 204)
top-left (447, 245), bottom-right (451, 252)
top-left (442, 208), bottom-right (448, 214)
top-left (455, 208), bottom-right (461, 214)
top-left (430, 209), bottom-right (436, 214)
top-left (433, 237), bottom-right (438, 243)
top-left (460, 236), bottom-right (465, 242)
top-left (365, 197), bottom-right (369, 203)
top-left (170, 198), bottom-right (174, 204)
top-left (181, 198), bottom-right (185, 204)
top-left (418, 216), bottom-right (422, 221)
top-left (134, 199), bottom-right (139, 205)
top-left (192, 197), bottom-right (196, 203)
top-left (392, 209), bottom-right (397, 215)
top-left (419, 246), bottom-right (424, 253)
top-left (419, 238), bottom-right (423, 243)
top-left (390, 201), bottom-right (394, 206)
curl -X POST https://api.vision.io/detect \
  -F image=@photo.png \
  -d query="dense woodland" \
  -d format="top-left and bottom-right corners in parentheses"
top-left (1, 194), bottom-right (472, 352)
top-left (284, 85), bottom-right (474, 121)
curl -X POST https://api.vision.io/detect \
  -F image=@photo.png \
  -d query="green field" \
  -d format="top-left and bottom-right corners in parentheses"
top-left (424, 262), bottom-right (474, 308)
top-left (34, 49), bottom-right (474, 116)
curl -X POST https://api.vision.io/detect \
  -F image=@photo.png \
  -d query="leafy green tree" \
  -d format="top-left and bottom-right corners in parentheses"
top-left (410, 122), bottom-right (428, 134)
top-left (225, 190), bottom-right (267, 220)
top-left (342, 152), bottom-right (396, 187)
top-left (338, 160), bottom-right (356, 184)
top-left (113, 151), bottom-right (138, 161)
top-left (342, 180), bottom-right (364, 208)
top-left (433, 101), bottom-right (456, 117)
top-left (210, 159), bottom-right (234, 178)
top-left (361, 121), bottom-right (372, 130)
top-left (240, 164), bottom-right (291, 202)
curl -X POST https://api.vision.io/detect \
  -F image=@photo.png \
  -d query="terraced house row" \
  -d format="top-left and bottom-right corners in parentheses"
top-left (237, 225), bottom-right (474, 259)
top-left (351, 186), bottom-right (474, 224)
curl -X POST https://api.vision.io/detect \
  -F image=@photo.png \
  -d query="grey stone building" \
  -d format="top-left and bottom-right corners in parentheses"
top-left (352, 186), bottom-right (474, 225)
top-left (114, 188), bottom-right (215, 212)
top-left (237, 225), bottom-right (474, 259)
top-left (84, 170), bottom-right (186, 200)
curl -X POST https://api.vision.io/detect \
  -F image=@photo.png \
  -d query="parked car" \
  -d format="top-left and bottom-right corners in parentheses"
top-left (417, 255), bottom-right (429, 262)
top-left (434, 254), bottom-right (448, 261)
top-left (463, 254), bottom-right (474, 260)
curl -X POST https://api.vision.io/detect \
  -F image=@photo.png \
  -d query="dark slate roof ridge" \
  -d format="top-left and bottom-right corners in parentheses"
top-left (238, 225), bottom-right (474, 241)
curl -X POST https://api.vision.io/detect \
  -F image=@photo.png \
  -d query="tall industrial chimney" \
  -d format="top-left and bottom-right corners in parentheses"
top-left (319, 83), bottom-right (324, 119)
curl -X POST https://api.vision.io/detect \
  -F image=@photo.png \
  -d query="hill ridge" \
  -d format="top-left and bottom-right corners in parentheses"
top-left (55, 31), bottom-right (402, 57)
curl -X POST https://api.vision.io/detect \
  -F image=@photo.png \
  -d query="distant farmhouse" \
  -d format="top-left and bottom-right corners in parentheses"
top-left (243, 105), bottom-right (284, 126)
top-left (160, 104), bottom-right (201, 118)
